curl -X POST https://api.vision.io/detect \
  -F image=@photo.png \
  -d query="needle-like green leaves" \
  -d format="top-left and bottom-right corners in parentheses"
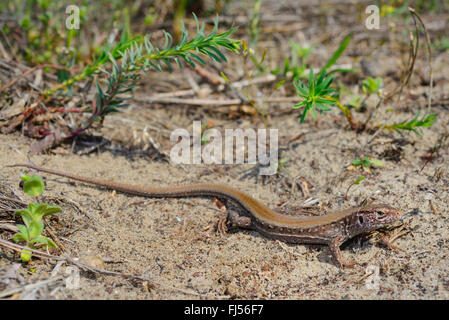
top-left (384, 111), bottom-right (436, 136)
top-left (293, 69), bottom-right (337, 122)
top-left (91, 14), bottom-right (240, 123)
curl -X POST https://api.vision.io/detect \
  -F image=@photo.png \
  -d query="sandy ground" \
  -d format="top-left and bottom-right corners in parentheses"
top-left (1, 97), bottom-right (448, 299)
top-left (0, 1), bottom-right (448, 300)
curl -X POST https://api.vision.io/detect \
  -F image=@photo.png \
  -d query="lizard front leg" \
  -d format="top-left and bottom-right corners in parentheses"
top-left (328, 236), bottom-right (357, 268)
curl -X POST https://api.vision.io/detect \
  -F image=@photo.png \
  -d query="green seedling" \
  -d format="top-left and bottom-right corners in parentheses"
top-left (21, 173), bottom-right (45, 197)
top-left (351, 157), bottom-right (384, 170)
top-left (12, 173), bottom-right (61, 262)
top-left (347, 95), bottom-right (363, 110)
top-left (345, 175), bottom-right (365, 200)
top-left (337, 81), bottom-right (365, 111)
top-left (272, 42), bottom-right (314, 81)
top-left (433, 36), bottom-right (449, 51)
top-left (342, 77), bottom-right (382, 113)
top-left (200, 122), bottom-right (211, 145)
top-left (293, 69), bottom-right (337, 123)
top-left (248, 0), bottom-right (263, 47)
top-left (293, 43), bottom-right (314, 63)
top-left (292, 34), bottom-right (357, 128)
top-left (278, 156), bottom-right (290, 170)
top-left (291, 29), bottom-right (435, 136)
top-left (269, 151), bottom-right (289, 173)
top-left (144, 7), bottom-right (159, 26)
top-left (362, 77), bottom-right (383, 95)
top-left (275, 33), bottom-right (353, 83)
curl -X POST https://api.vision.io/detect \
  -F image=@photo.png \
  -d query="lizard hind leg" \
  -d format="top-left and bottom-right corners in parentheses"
top-left (213, 197), bottom-right (253, 235)
top-left (216, 209), bottom-right (252, 235)
top-left (228, 210), bottom-right (252, 229)
top-left (217, 196), bottom-right (253, 233)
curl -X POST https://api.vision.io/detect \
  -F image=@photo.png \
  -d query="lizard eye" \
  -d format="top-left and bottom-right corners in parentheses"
top-left (358, 215), bottom-right (364, 224)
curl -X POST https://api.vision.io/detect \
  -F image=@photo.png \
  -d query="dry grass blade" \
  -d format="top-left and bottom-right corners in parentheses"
top-left (384, 9), bottom-right (419, 101)
top-left (408, 7), bottom-right (433, 113)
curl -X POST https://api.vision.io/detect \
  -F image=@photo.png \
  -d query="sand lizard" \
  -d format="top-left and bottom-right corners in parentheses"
top-left (10, 163), bottom-right (402, 267)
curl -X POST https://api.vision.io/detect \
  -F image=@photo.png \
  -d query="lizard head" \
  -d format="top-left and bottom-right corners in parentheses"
top-left (348, 204), bottom-right (402, 237)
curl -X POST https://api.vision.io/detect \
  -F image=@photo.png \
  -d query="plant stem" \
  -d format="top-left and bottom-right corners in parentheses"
top-left (326, 96), bottom-right (357, 130)
top-left (43, 71), bottom-right (87, 97)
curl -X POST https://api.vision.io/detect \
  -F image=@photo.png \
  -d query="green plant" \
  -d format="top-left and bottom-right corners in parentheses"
top-left (272, 42), bottom-right (314, 81)
top-left (7, 1), bottom-right (88, 65)
top-left (274, 32), bottom-right (354, 83)
top-left (335, 76), bottom-right (383, 114)
top-left (351, 157), bottom-right (384, 170)
top-left (318, 34), bottom-right (353, 75)
top-left (12, 173), bottom-right (61, 262)
top-left (433, 36), bottom-right (449, 52)
top-left (345, 175), bottom-right (365, 200)
top-left (293, 69), bottom-right (357, 128)
top-left (43, 15), bottom-right (240, 138)
top-left (362, 77), bottom-right (383, 95)
top-left (266, 151), bottom-right (289, 173)
top-left (290, 31), bottom-right (436, 136)
top-left (293, 69), bottom-right (337, 123)
top-left (46, 14), bottom-right (240, 96)
top-left (277, 153), bottom-right (289, 170)
top-left (347, 95), bottom-right (363, 110)
top-left (291, 34), bottom-right (357, 128)
top-left (248, 0), bottom-right (263, 47)
top-left (383, 111), bottom-right (436, 136)
top-left (144, 7), bottom-right (159, 26)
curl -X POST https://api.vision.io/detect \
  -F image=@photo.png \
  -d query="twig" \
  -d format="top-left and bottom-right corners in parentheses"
top-left (0, 223), bottom-right (18, 232)
top-left (138, 97), bottom-right (241, 106)
top-left (44, 223), bottom-right (68, 253)
top-left (0, 238), bottom-right (223, 298)
top-left (0, 64), bottom-right (73, 92)
top-left (362, 96), bottom-right (384, 132)
top-left (0, 195), bottom-right (27, 206)
top-left (0, 238), bottom-right (154, 283)
top-left (0, 275), bottom-right (64, 299)
top-left (218, 74), bottom-right (277, 91)
top-left (133, 73), bottom-right (279, 105)
top-left (356, 268), bottom-right (375, 283)
top-left (138, 96), bottom-right (300, 106)
top-left (192, 65), bottom-right (224, 85)
top-left (420, 133), bottom-right (448, 172)
top-left (0, 238), bottom-right (57, 260)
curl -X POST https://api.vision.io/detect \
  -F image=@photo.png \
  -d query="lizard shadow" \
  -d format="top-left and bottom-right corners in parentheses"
top-left (65, 134), bottom-right (168, 162)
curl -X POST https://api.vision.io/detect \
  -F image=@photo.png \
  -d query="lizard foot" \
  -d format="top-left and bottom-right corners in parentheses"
top-left (329, 237), bottom-right (359, 268)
